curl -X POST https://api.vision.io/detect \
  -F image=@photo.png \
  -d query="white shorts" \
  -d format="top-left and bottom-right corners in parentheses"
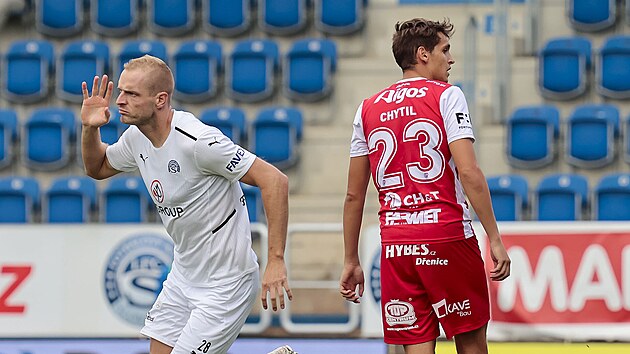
top-left (141, 269), bottom-right (260, 354)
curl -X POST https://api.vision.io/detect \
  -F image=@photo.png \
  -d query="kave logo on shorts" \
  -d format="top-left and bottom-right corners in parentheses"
top-left (104, 234), bottom-right (174, 326)
top-left (432, 298), bottom-right (471, 318)
top-left (384, 299), bottom-right (417, 326)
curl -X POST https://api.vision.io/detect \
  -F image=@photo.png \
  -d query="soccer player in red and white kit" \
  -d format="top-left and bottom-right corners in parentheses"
top-left (339, 18), bottom-right (511, 354)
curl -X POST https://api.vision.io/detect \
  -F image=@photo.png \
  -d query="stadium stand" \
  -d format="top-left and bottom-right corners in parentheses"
top-left (226, 39), bottom-right (279, 102)
top-left (258, 0), bottom-right (308, 36)
top-left (534, 173), bottom-right (589, 221)
top-left (35, 0), bottom-right (84, 37)
top-left (146, 0), bottom-right (196, 36)
top-left (597, 35), bottom-right (630, 100)
top-left (314, 0), bottom-right (366, 36)
top-left (90, 0), bottom-right (140, 37)
top-left (101, 176), bottom-right (150, 223)
top-left (594, 173), bottom-right (630, 220)
top-left (172, 40), bottom-right (223, 103)
top-left (487, 174), bottom-right (529, 221)
top-left (23, 107), bottom-right (76, 171)
top-left (283, 38), bottom-right (338, 102)
top-left (565, 103), bottom-right (619, 169)
top-left (506, 104), bottom-right (560, 169)
top-left (2, 39), bottom-right (54, 103)
top-left (538, 36), bottom-right (592, 100)
top-left (251, 106), bottom-right (303, 170)
top-left (241, 182), bottom-right (264, 223)
top-left (202, 0), bottom-right (252, 37)
top-left (0, 109), bottom-right (18, 169)
top-left (57, 40), bottom-right (111, 103)
top-left (199, 106), bottom-right (248, 145)
top-left (0, 176), bottom-right (39, 223)
top-left (567, 0), bottom-right (617, 32)
top-left (117, 39), bottom-right (168, 74)
top-left (44, 176), bottom-right (97, 223)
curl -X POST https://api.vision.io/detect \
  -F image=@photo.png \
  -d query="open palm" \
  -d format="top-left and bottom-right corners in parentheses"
top-left (81, 75), bottom-right (114, 128)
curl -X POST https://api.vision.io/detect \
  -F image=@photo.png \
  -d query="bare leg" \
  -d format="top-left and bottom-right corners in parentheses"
top-left (453, 324), bottom-right (488, 354)
top-left (150, 338), bottom-right (173, 354)
top-left (404, 340), bottom-right (437, 354)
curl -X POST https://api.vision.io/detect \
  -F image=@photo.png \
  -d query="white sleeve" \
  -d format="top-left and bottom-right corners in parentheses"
top-left (349, 101), bottom-right (369, 157)
top-left (105, 127), bottom-right (138, 172)
top-left (440, 86), bottom-right (475, 144)
top-left (193, 130), bottom-right (256, 181)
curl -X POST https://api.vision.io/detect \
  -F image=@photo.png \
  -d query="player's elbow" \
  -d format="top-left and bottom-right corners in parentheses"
top-left (458, 166), bottom-right (485, 191)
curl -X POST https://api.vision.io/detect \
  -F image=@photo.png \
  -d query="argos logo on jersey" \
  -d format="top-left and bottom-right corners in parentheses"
top-left (375, 86), bottom-right (428, 104)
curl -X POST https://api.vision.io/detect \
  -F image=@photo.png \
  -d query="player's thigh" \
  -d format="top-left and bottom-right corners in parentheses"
top-left (171, 271), bottom-right (260, 354)
top-left (380, 245), bottom-right (440, 345)
top-left (141, 276), bottom-right (192, 348)
top-left (420, 237), bottom-right (490, 339)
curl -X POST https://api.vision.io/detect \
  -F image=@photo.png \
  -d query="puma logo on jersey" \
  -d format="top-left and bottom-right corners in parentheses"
top-left (207, 138), bottom-right (219, 147)
top-left (140, 153), bottom-right (148, 162)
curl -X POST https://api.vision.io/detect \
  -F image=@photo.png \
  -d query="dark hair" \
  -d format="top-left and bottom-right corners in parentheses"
top-left (392, 18), bottom-right (454, 71)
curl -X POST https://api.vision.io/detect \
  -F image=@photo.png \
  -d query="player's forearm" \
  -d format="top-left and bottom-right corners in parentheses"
top-left (261, 172), bottom-right (289, 260)
top-left (342, 192), bottom-right (365, 265)
top-left (459, 166), bottom-right (501, 241)
top-left (81, 126), bottom-right (109, 179)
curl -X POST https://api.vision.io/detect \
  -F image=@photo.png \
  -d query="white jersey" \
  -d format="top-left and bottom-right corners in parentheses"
top-left (106, 110), bottom-right (258, 286)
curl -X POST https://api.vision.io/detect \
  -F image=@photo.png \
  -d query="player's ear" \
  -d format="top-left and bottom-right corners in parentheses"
top-left (417, 46), bottom-right (429, 64)
top-left (155, 91), bottom-right (168, 109)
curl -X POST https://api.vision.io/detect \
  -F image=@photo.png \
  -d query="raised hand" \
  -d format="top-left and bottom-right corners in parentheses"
top-left (81, 75), bottom-right (114, 128)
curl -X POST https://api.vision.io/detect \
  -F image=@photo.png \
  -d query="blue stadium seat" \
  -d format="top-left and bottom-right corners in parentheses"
top-left (0, 109), bottom-right (18, 169)
top-left (314, 0), bottom-right (365, 35)
top-left (567, 0), bottom-right (616, 32)
top-left (35, 0), bottom-right (84, 37)
top-left (240, 182), bottom-right (264, 223)
top-left (202, 0), bottom-right (252, 37)
top-left (2, 39), bottom-right (54, 103)
top-left (506, 105), bottom-right (560, 169)
top-left (173, 40), bottom-right (223, 103)
top-left (595, 173), bottom-right (630, 220)
top-left (566, 104), bottom-right (619, 168)
top-left (146, 0), bottom-right (195, 36)
top-left (597, 35), bottom-right (630, 99)
top-left (259, 0), bottom-right (307, 35)
top-left (102, 176), bottom-right (149, 223)
top-left (226, 39), bottom-right (279, 102)
top-left (100, 108), bottom-right (128, 145)
top-left (625, 114), bottom-right (630, 165)
top-left (90, 0), bottom-right (140, 37)
top-left (284, 38), bottom-right (338, 102)
top-left (539, 36), bottom-right (591, 100)
top-left (45, 176), bottom-right (97, 223)
top-left (23, 108), bottom-right (76, 171)
top-left (118, 40), bottom-right (168, 74)
top-left (534, 174), bottom-right (588, 221)
top-left (251, 106), bottom-right (303, 169)
top-left (199, 106), bottom-right (247, 145)
top-left (487, 174), bottom-right (529, 221)
top-left (57, 40), bottom-right (110, 103)
top-left (0, 176), bottom-right (40, 223)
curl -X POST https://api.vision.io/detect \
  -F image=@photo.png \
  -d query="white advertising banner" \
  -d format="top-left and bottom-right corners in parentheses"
top-left (0, 225), bottom-right (172, 337)
top-left (359, 222), bottom-right (630, 342)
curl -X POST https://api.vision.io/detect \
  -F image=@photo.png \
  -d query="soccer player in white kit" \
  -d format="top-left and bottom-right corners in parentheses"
top-left (81, 55), bottom-right (296, 354)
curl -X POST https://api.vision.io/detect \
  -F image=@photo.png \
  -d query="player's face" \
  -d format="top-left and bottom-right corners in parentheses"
top-left (427, 33), bottom-right (455, 83)
top-left (116, 68), bottom-right (158, 126)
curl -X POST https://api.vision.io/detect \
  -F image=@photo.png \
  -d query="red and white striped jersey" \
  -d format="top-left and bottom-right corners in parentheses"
top-left (350, 77), bottom-right (476, 244)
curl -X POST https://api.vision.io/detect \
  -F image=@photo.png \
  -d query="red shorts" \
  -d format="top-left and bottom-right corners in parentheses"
top-left (380, 236), bottom-right (490, 345)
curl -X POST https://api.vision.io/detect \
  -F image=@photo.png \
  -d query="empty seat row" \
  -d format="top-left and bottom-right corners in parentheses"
top-left (539, 35), bottom-right (630, 100)
top-left (506, 103), bottom-right (630, 169)
top-left (488, 172), bottom-right (630, 221)
top-left (2, 37), bottom-right (337, 104)
top-left (0, 175), bottom-right (264, 223)
top-left (35, 0), bottom-right (366, 38)
top-left (0, 105), bottom-right (303, 171)
top-left (567, 0), bottom-right (627, 33)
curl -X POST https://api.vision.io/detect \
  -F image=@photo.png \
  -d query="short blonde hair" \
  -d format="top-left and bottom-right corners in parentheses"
top-left (124, 55), bottom-right (174, 95)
